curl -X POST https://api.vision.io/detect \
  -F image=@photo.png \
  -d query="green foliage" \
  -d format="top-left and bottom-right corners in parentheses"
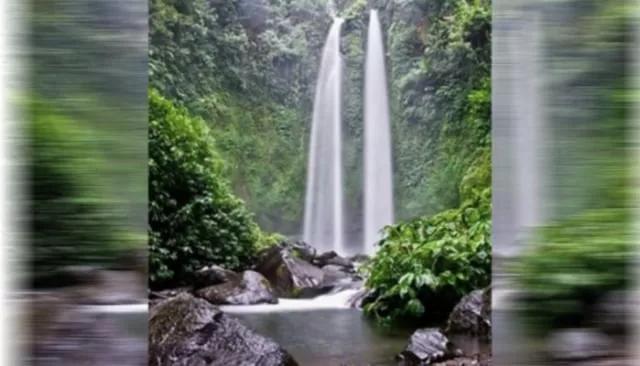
top-left (191, 92), bottom-right (307, 234)
top-left (516, 209), bottom-right (630, 331)
top-left (390, 0), bottom-right (491, 219)
top-left (255, 231), bottom-right (287, 252)
top-left (149, 90), bottom-right (260, 287)
top-left (149, 0), bottom-right (491, 233)
top-left (459, 148), bottom-right (491, 202)
top-left (363, 155), bottom-right (491, 324)
top-left (361, 0), bottom-right (492, 325)
top-left (150, 0), bottom-right (330, 234)
top-left (29, 100), bottom-right (120, 274)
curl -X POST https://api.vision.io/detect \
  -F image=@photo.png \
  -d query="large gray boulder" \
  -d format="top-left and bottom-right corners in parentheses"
top-left (149, 287), bottom-right (192, 308)
top-left (287, 240), bottom-right (317, 262)
top-left (193, 265), bottom-right (239, 289)
top-left (196, 270), bottom-right (277, 305)
top-left (254, 245), bottom-right (325, 298)
top-left (149, 293), bottom-right (298, 366)
top-left (313, 251), bottom-right (354, 270)
top-left (320, 264), bottom-right (361, 290)
top-left (397, 328), bottom-right (461, 365)
top-left (445, 288), bottom-right (491, 338)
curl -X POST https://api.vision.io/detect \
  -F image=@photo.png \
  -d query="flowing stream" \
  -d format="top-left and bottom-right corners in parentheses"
top-left (303, 17), bottom-right (345, 255)
top-left (363, 10), bottom-right (394, 254)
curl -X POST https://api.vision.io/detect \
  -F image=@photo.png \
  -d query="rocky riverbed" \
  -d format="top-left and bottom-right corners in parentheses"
top-left (149, 241), bottom-right (493, 366)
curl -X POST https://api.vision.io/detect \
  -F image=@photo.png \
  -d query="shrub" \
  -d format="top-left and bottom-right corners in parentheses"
top-left (149, 90), bottom-right (259, 287)
top-left (363, 156), bottom-right (491, 324)
top-left (516, 208), bottom-right (630, 332)
top-left (255, 231), bottom-right (286, 252)
top-left (29, 100), bottom-right (120, 280)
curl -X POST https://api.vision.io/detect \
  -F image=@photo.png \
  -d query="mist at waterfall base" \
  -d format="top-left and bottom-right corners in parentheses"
top-left (303, 11), bottom-right (394, 257)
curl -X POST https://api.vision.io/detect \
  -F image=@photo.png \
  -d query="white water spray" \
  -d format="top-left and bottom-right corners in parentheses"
top-left (303, 18), bottom-right (345, 254)
top-left (363, 10), bottom-right (394, 254)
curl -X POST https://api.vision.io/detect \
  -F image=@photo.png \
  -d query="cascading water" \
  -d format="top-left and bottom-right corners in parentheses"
top-left (363, 10), bottom-right (394, 254)
top-left (303, 18), bottom-right (345, 254)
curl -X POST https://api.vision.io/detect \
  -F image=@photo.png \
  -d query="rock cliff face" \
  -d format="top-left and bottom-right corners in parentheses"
top-left (149, 293), bottom-right (298, 366)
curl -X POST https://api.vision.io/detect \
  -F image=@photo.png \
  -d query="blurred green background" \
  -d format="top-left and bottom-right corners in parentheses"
top-left (27, 0), bottom-right (147, 284)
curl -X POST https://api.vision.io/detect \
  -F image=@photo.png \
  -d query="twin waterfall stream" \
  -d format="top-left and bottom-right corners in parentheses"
top-left (303, 10), bottom-right (394, 256)
top-left (303, 18), bottom-right (345, 255)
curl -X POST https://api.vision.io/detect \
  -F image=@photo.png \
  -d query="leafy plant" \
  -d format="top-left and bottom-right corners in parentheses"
top-left (363, 153), bottom-right (491, 324)
top-left (149, 89), bottom-right (260, 288)
top-left (256, 231), bottom-right (287, 252)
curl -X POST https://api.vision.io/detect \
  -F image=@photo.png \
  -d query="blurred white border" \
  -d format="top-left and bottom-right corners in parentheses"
top-left (0, 0), bottom-right (11, 364)
top-left (0, 0), bottom-right (25, 364)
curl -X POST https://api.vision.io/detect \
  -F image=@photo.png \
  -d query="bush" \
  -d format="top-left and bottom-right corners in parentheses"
top-left (29, 100), bottom-right (120, 279)
top-left (516, 208), bottom-right (630, 332)
top-left (149, 90), bottom-right (259, 287)
top-left (363, 155), bottom-right (491, 324)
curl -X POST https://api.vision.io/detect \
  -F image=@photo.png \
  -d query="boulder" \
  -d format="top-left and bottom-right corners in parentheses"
top-left (445, 288), bottom-right (491, 338)
top-left (255, 245), bottom-right (325, 298)
top-left (193, 265), bottom-right (239, 289)
top-left (398, 328), bottom-right (461, 365)
top-left (313, 251), bottom-right (354, 270)
top-left (149, 287), bottom-right (192, 308)
top-left (321, 264), bottom-right (352, 281)
top-left (349, 254), bottom-right (370, 263)
top-left (546, 328), bottom-right (616, 361)
top-left (321, 265), bottom-right (362, 291)
top-left (324, 256), bottom-right (354, 269)
top-left (288, 240), bottom-right (317, 262)
top-left (149, 293), bottom-right (298, 366)
top-left (196, 270), bottom-right (277, 305)
top-left (312, 250), bottom-right (337, 265)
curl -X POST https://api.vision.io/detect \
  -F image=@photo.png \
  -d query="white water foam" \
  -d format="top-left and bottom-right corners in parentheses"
top-left (221, 289), bottom-right (360, 314)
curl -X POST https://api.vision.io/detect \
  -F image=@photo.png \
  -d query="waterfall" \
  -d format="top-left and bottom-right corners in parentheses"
top-left (363, 10), bottom-right (394, 254)
top-left (303, 18), bottom-right (345, 254)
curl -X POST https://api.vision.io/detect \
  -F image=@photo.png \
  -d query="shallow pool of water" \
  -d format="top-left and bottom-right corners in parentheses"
top-left (232, 309), bottom-right (411, 366)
